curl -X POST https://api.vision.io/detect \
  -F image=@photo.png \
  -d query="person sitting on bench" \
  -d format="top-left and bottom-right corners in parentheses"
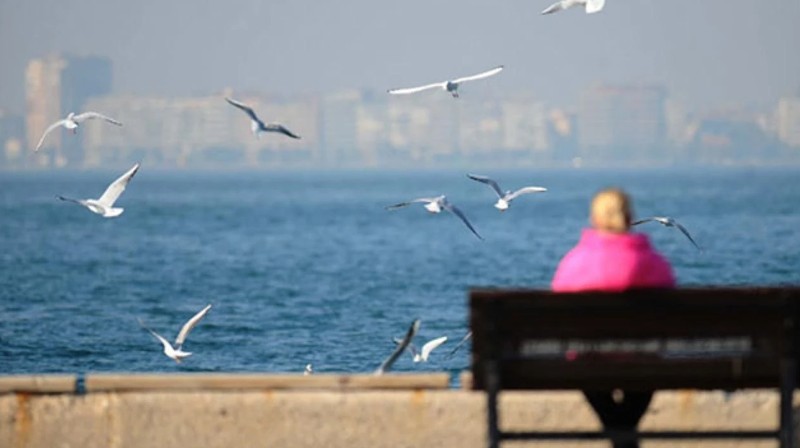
top-left (552, 187), bottom-right (675, 292)
top-left (551, 187), bottom-right (676, 448)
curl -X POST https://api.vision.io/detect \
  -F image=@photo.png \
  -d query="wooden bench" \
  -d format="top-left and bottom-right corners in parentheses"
top-left (469, 287), bottom-right (800, 448)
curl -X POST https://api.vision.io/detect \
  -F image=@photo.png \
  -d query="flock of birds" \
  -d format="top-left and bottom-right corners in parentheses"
top-left (136, 302), bottom-right (471, 375)
top-left (29, 0), bottom-right (705, 372)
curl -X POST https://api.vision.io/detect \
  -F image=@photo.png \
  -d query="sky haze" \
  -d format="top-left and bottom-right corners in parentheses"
top-left (1, 0), bottom-right (798, 113)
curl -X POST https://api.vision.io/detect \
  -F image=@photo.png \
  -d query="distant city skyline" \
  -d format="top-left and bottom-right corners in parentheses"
top-left (3, 52), bottom-right (797, 171)
top-left (1, 0), bottom-right (799, 116)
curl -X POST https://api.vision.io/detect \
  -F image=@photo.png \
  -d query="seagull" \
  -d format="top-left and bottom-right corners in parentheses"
top-left (225, 97), bottom-right (301, 139)
top-left (445, 331), bottom-right (472, 359)
top-left (386, 195), bottom-right (483, 240)
top-left (139, 304), bottom-right (212, 364)
top-left (394, 336), bottom-right (448, 363)
top-left (34, 112), bottom-right (122, 152)
top-left (57, 163), bottom-right (140, 218)
top-left (387, 66), bottom-right (503, 98)
top-left (467, 174), bottom-right (547, 211)
top-left (633, 216), bottom-right (702, 251)
top-left (304, 364), bottom-right (314, 375)
top-left (375, 319), bottom-right (420, 375)
top-left (542, 0), bottom-right (606, 15)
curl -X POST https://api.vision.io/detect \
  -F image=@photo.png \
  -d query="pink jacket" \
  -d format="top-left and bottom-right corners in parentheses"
top-left (551, 229), bottom-right (676, 292)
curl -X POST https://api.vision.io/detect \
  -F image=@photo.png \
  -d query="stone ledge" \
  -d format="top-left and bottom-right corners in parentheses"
top-left (0, 375), bottom-right (76, 393)
top-left (85, 372), bottom-right (450, 392)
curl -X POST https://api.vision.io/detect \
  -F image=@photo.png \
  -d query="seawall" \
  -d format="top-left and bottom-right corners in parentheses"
top-left (0, 373), bottom-right (786, 447)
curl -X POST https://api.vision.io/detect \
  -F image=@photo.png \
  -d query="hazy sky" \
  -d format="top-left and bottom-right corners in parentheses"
top-left (1, 0), bottom-right (798, 114)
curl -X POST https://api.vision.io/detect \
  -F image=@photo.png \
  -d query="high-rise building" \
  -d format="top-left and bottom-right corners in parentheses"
top-left (321, 91), bottom-right (361, 167)
top-left (25, 54), bottom-right (112, 167)
top-left (578, 85), bottom-right (667, 163)
top-left (0, 109), bottom-right (25, 168)
top-left (777, 97), bottom-right (800, 148)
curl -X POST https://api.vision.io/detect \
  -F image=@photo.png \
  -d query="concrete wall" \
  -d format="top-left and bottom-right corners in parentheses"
top-left (0, 374), bottom-right (784, 448)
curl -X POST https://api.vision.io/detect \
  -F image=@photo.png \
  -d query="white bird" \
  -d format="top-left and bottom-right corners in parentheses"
top-left (386, 195), bottom-right (483, 240)
top-left (34, 112), bottom-right (122, 152)
top-left (633, 216), bottom-right (702, 251)
top-left (467, 174), bottom-right (547, 211)
top-left (225, 97), bottom-right (301, 139)
top-left (304, 364), bottom-right (314, 375)
top-left (57, 163), bottom-right (140, 218)
top-left (375, 319), bottom-right (420, 375)
top-left (394, 336), bottom-right (448, 363)
top-left (139, 304), bottom-right (212, 364)
top-left (387, 66), bottom-right (504, 98)
top-left (542, 0), bottom-right (605, 15)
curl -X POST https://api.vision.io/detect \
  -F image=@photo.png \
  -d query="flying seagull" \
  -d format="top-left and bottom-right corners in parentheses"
top-left (35, 112), bottom-right (123, 152)
top-left (445, 331), bottom-right (472, 359)
top-left (304, 364), bottom-right (314, 375)
top-left (542, 0), bottom-right (606, 15)
top-left (633, 216), bottom-right (701, 251)
top-left (139, 304), bottom-right (212, 364)
top-left (394, 336), bottom-right (448, 363)
top-left (386, 195), bottom-right (483, 240)
top-left (388, 66), bottom-right (504, 98)
top-left (375, 319), bottom-right (421, 375)
top-left (467, 174), bottom-right (547, 211)
top-left (57, 163), bottom-right (140, 218)
top-left (225, 97), bottom-right (301, 139)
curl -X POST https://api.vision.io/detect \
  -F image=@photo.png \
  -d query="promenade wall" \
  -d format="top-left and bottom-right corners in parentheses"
top-left (0, 373), bottom-right (786, 448)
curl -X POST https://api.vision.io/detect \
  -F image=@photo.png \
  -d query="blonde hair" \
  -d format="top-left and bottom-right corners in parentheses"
top-left (590, 188), bottom-right (632, 233)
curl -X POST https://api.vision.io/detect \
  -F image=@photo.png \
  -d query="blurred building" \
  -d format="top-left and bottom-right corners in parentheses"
top-left (83, 93), bottom-right (318, 168)
top-left (500, 97), bottom-right (550, 164)
top-left (578, 84), bottom-right (668, 163)
top-left (385, 95), bottom-right (458, 165)
top-left (777, 97), bottom-right (800, 148)
top-left (25, 55), bottom-right (112, 167)
top-left (0, 109), bottom-right (25, 169)
top-left (321, 91), bottom-right (361, 167)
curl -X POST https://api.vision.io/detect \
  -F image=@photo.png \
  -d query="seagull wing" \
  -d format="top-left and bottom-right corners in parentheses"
top-left (175, 304), bottom-right (212, 348)
top-left (445, 331), bottom-right (472, 359)
top-left (375, 319), bottom-right (420, 375)
top-left (385, 198), bottom-right (438, 210)
top-left (96, 163), bottom-right (140, 207)
top-left (443, 202), bottom-right (484, 240)
top-left (631, 217), bottom-right (657, 226)
top-left (451, 66), bottom-right (504, 84)
top-left (225, 97), bottom-right (262, 123)
top-left (72, 112), bottom-right (123, 126)
top-left (387, 82), bottom-right (445, 95)
top-left (674, 221), bottom-right (702, 251)
top-left (268, 124), bottom-right (301, 139)
top-left (34, 120), bottom-right (68, 152)
top-left (420, 336), bottom-right (447, 361)
top-left (139, 319), bottom-right (174, 352)
top-left (506, 186), bottom-right (548, 201)
top-left (542, 0), bottom-right (565, 14)
top-left (467, 174), bottom-right (504, 198)
top-left (585, 0), bottom-right (606, 13)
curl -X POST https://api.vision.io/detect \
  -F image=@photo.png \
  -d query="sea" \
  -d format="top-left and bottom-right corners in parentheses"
top-left (1, 167), bottom-right (799, 381)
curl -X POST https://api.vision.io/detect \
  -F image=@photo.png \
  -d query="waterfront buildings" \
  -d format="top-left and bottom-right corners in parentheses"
top-left (25, 55), bottom-right (112, 167)
top-left (777, 97), bottom-right (800, 148)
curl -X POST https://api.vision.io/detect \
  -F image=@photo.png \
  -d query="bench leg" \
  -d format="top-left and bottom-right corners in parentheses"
top-left (486, 361), bottom-right (500, 448)
top-left (583, 390), bottom-right (653, 448)
top-left (781, 359), bottom-right (796, 448)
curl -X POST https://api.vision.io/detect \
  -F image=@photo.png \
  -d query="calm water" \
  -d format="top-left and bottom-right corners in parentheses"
top-left (1, 168), bottom-right (799, 378)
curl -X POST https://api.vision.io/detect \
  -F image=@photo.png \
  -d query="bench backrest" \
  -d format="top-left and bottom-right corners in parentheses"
top-left (470, 288), bottom-right (800, 391)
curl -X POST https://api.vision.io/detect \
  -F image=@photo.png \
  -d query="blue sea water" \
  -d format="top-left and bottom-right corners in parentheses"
top-left (1, 167), bottom-right (799, 378)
